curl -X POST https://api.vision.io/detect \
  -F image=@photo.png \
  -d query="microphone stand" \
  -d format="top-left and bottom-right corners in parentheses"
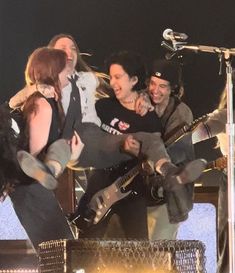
top-left (224, 55), bottom-right (235, 273)
top-left (174, 43), bottom-right (235, 273)
top-left (161, 41), bottom-right (184, 61)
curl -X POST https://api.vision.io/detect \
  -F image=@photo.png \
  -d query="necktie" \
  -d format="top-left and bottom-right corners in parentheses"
top-left (62, 74), bottom-right (82, 139)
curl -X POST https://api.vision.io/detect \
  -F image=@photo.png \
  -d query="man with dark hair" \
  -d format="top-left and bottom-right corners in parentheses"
top-left (147, 59), bottom-right (195, 240)
top-left (71, 51), bottom-right (204, 239)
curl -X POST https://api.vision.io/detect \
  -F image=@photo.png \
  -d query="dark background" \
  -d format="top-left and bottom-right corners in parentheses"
top-left (1, 0), bottom-right (235, 164)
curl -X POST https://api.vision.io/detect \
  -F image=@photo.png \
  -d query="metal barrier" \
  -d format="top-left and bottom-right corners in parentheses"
top-left (39, 239), bottom-right (206, 273)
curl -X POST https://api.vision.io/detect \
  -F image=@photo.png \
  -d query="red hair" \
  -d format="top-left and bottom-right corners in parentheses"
top-left (23, 47), bottom-right (66, 126)
top-left (25, 47), bottom-right (67, 96)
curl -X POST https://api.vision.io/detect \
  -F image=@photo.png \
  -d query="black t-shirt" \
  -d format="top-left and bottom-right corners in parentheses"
top-left (96, 96), bottom-right (162, 199)
top-left (96, 97), bottom-right (162, 135)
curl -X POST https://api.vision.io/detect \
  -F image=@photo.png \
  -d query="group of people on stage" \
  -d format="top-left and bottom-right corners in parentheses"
top-left (0, 33), bottom-right (231, 273)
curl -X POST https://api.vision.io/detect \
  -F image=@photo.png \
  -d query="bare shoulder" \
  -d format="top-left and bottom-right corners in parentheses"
top-left (34, 96), bottom-right (52, 115)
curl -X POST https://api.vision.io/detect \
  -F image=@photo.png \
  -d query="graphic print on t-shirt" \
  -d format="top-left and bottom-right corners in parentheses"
top-left (118, 121), bottom-right (130, 131)
top-left (96, 97), bottom-right (162, 135)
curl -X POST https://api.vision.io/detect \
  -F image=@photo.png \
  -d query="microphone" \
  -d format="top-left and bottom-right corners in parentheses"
top-left (163, 29), bottom-right (188, 41)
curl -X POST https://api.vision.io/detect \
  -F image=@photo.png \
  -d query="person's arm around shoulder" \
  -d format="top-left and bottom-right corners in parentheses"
top-left (135, 91), bottom-right (154, 116)
top-left (9, 84), bottom-right (56, 109)
top-left (9, 85), bottom-right (35, 109)
top-left (28, 97), bottom-right (52, 156)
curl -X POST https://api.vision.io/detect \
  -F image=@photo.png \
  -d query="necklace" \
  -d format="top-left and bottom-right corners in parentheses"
top-left (120, 94), bottom-right (139, 104)
top-left (120, 98), bottom-right (136, 104)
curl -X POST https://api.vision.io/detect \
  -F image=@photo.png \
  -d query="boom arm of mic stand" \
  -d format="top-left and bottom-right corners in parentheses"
top-left (177, 44), bottom-right (235, 55)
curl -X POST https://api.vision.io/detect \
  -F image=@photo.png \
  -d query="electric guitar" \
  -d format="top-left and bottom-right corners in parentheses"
top-left (70, 114), bottom-right (220, 230)
top-left (70, 159), bottom-right (150, 231)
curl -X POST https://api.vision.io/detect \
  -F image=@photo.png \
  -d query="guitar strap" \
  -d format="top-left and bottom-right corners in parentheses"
top-left (160, 96), bottom-right (181, 136)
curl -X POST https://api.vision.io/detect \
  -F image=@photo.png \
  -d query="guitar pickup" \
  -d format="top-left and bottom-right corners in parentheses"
top-left (94, 216), bottom-right (99, 224)
top-left (96, 196), bottom-right (105, 209)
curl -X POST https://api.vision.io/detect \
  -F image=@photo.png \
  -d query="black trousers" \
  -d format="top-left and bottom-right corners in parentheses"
top-left (10, 182), bottom-right (74, 252)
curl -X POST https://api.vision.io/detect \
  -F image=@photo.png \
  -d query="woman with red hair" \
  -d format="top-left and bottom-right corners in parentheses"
top-left (0, 47), bottom-right (78, 251)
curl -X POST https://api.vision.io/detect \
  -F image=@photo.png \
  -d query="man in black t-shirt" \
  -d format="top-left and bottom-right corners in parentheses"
top-left (78, 51), bottom-right (205, 239)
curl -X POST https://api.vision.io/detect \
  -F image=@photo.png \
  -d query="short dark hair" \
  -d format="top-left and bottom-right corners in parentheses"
top-left (150, 59), bottom-right (183, 95)
top-left (106, 51), bottom-right (147, 91)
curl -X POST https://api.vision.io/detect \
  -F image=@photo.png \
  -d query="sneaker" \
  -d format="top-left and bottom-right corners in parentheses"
top-left (164, 159), bottom-right (207, 191)
top-left (17, 150), bottom-right (58, 190)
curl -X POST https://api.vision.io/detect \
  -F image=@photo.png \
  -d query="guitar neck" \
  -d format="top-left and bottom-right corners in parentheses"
top-left (164, 125), bottom-right (189, 147)
top-left (117, 164), bottom-right (141, 188)
top-left (164, 115), bottom-right (208, 147)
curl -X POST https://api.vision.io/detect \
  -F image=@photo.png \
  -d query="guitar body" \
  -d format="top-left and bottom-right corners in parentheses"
top-left (70, 159), bottom-right (141, 231)
top-left (89, 179), bottom-right (132, 224)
